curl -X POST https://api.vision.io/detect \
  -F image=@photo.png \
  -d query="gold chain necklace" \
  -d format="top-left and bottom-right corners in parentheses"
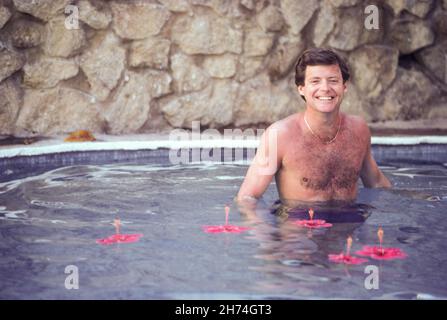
top-left (304, 113), bottom-right (342, 144)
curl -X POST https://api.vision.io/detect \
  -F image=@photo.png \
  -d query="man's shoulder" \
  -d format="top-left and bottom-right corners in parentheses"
top-left (268, 114), bottom-right (299, 134)
top-left (344, 113), bottom-right (367, 125)
top-left (344, 114), bottom-right (370, 134)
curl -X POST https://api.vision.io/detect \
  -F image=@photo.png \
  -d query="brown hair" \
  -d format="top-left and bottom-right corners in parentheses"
top-left (295, 48), bottom-right (350, 87)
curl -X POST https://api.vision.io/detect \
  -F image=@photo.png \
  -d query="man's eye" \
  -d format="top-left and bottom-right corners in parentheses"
top-left (329, 80), bottom-right (339, 83)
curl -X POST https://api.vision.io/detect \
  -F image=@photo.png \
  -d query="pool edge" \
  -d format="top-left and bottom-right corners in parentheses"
top-left (1, 135), bottom-right (447, 159)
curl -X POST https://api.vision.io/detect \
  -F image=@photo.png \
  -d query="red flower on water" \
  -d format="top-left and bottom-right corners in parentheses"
top-left (356, 246), bottom-right (407, 260)
top-left (203, 205), bottom-right (251, 234)
top-left (97, 218), bottom-right (143, 245)
top-left (294, 208), bottom-right (332, 229)
top-left (96, 233), bottom-right (143, 245)
top-left (355, 227), bottom-right (407, 260)
top-left (328, 236), bottom-right (368, 265)
top-left (202, 225), bottom-right (251, 233)
top-left (294, 219), bottom-right (333, 228)
top-left (328, 253), bottom-right (368, 265)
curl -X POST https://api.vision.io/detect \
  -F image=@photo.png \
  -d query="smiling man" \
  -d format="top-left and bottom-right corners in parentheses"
top-left (237, 48), bottom-right (391, 206)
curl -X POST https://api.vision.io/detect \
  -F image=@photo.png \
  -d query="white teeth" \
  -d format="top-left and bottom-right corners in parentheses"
top-left (317, 97), bottom-right (333, 100)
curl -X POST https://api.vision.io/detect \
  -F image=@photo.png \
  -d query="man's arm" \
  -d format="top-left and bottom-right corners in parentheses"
top-left (237, 127), bottom-right (282, 203)
top-left (360, 129), bottom-right (392, 188)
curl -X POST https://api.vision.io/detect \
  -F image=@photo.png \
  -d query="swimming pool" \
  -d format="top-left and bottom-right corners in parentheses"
top-left (0, 143), bottom-right (446, 299)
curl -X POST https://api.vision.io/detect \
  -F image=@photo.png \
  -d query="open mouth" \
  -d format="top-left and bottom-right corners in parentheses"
top-left (316, 96), bottom-right (335, 101)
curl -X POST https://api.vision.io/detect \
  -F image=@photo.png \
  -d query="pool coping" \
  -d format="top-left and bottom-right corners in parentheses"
top-left (1, 134), bottom-right (447, 159)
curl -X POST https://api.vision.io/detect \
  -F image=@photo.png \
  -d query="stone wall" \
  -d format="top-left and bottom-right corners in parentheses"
top-left (0, 0), bottom-right (446, 136)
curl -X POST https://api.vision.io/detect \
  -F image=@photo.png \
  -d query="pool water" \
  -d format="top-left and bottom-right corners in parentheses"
top-left (0, 157), bottom-right (447, 299)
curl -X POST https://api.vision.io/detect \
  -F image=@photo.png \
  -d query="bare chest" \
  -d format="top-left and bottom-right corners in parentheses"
top-left (281, 129), bottom-right (367, 191)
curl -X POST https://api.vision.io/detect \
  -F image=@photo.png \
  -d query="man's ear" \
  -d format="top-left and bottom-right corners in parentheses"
top-left (343, 81), bottom-right (348, 93)
top-left (297, 85), bottom-right (305, 97)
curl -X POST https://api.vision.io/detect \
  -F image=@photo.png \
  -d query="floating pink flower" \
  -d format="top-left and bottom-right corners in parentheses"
top-left (202, 205), bottom-right (251, 234)
top-left (97, 218), bottom-right (143, 245)
top-left (202, 225), bottom-right (251, 233)
top-left (355, 227), bottom-right (407, 260)
top-left (328, 236), bottom-right (367, 265)
top-left (328, 253), bottom-right (368, 265)
top-left (356, 246), bottom-right (407, 260)
top-left (295, 219), bottom-right (333, 228)
top-left (96, 233), bottom-right (143, 245)
top-left (294, 208), bottom-right (332, 229)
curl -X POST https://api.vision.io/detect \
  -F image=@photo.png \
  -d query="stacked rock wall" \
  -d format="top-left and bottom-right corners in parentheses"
top-left (0, 0), bottom-right (446, 136)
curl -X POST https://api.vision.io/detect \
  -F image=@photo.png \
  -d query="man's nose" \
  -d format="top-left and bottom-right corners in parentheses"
top-left (320, 80), bottom-right (330, 91)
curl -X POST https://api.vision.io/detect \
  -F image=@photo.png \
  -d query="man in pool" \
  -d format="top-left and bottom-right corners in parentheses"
top-left (237, 48), bottom-right (391, 207)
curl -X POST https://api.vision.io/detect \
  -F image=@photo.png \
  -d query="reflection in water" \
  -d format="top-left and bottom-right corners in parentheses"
top-left (270, 200), bottom-right (373, 223)
top-left (238, 200), bottom-right (374, 296)
top-left (243, 202), bottom-right (373, 262)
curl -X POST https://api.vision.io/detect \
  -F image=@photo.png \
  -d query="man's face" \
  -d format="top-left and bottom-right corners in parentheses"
top-left (298, 64), bottom-right (347, 113)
